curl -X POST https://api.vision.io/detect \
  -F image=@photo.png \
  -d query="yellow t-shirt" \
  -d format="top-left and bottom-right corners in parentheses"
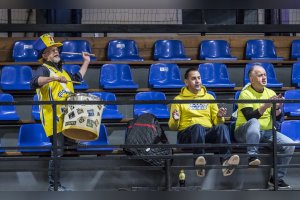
top-left (37, 64), bottom-right (74, 137)
top-left (235, 86), bottom-right (276, 131)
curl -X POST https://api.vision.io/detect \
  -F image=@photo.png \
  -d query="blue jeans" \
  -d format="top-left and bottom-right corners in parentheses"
top-left (178, 124), bottom-right (232, 163)
top-left (234, 118), bottom-right (295, 179)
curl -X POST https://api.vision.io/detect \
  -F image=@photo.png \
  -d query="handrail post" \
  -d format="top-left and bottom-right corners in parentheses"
top-left (272, 102), bottom-right (278, 191)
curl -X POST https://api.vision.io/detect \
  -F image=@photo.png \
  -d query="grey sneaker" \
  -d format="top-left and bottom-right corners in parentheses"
top-left (248, 157), bottom-right (261, 166)
top-left (195, 156), bottom-right (206, 177)
top-left (222, 154), bottom-right (240, 176)
top-left (48, 185), bottom-right (72, 191)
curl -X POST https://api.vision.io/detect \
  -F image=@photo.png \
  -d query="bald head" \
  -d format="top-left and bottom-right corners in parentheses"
top-left (248, 65), bottom-right (265, 78)
top-left (249, 64), bottom-right (267, 91)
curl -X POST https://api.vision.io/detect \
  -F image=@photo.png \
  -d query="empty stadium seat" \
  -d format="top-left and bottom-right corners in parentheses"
top-left (153, 40), bottom-right (191, 61)
top-left (99, 64), bottom-right (138, 89)
top-left (12, 40), bottom-right (38, 62)
top-left (0, 65), bottom-right (33, 90)
top-left (291, 40), bottom-right (300, 60)
top-left (18, 124), bottom-right (52, 152)
top-left (244, 63), bottom-right (283, 88)
top-left (148, 63), bottom-right (185, 89)
top-left (292, 62), bottom-right (300, 87)
top-left (32, 94), bottom-right (40, 121)
top-left (134, 91), bottom-right (169, 119)
top-left (0, 93), bottom-right (20, 120)
top-left (60, 40), bottom-right (96, 61)
top-left (245, 39), bottom-right (283, 60)
top-left (90, 92), bottom-right (123, 120)
top-left (198, 63), bottom-right (236, 88)
top-left (78, 124), bottom-right (112, 151)
top-left (62, 64), bottom-right (89, 90)
top-left (280, 120), bottom-right (300, 147)
top-left (199, 40), bottom-right (237, 60)
top-left (283, 90), bottom-right (300, 117)
top-left (107, 39), bottom-right (144, 61)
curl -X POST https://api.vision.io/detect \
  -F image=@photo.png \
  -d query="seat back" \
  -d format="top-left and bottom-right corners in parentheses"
top-left (18, 124), bottom-right (51, 152)
top-left (134, 91), bottom-right (169, 118)
top-left (90, 92), bottom-right (123, 119)
top-left (78, 124), bottom-right (112, 151)
top-left (107, 39), bottom-right (143, 61)
top-left (198, 63), bottom-right (233, 86)
top-left (245, 39), bottom-right (278, 59)
top-left (281, 120), bottom-right (300, 144)
top-left (207, 90), bottom-right (216, 99)
top-left (62, 64), bottom-right (89, 90)
top-left (61, 40), bottom-right (96, 61)
top-left (32, 94), bottom-right (40, 120)
top-left (244, 63), bottom-right (280, 85)
top-left (0, 93), bottom-right (20, 120)
top-left (148, 63), bottom-right (184, 88)
top-left (232, 91), bottom-right (241, 113)
top-left (0, 65), bottom-right (33, 90)
top-left (283, 90), bottom-right (300, 116)
top-left (12, 40), bottom-right (38, 62)
top-left (153, 40), bottom-right (190, 60)
top-left (292, 62), bottom-right (300, 86)
top-left (291, 40), bottom-right (300, 60)
top-left (199, 40), bottom-right (233, 59)
top-left (99, 64), bottom-right (137, 89)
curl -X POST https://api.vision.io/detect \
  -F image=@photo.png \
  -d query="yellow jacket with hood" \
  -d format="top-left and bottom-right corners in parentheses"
top-left (168, 86), bottom-right (224, 131)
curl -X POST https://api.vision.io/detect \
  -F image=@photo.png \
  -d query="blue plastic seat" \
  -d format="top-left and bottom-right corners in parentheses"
top-left (107, 39), bottom-right (143, 61)
top-left (62, 64), bottom-right (89, 90)
top-left (99, 64), bottom-right (138, 89)
top-left (198, 63), bottom-right (236, 88)
top-left (12, 40), bottom-right (38, 62)
top-left (0, 65), bottom-right (33, 90)
top-left (280, 120), bottom-right (300, 147)
top-left (90, 92), bottom-right (123, 120)
top-left (283, 90), bottom-right (300, 117)
top-left (199, 40), bottom-right (237, 60)
top-left (153, 40), bottom-right (191, 61)
top-left (292, 62), bottom-right (300, 87)
top-left (148, 63), bottom-right (185, 89)
top-left (78, 124), bottom-right (112, 151)
top-left (291, 40), bottom-right (300, 60)
top-left (32, 94), bottom-right (40, 121)
top-left (207, 90), bottom-right (216, 99)
top-left (18, 124), bottom-right (52, 152)
top-left (245, 39), bottom-right (283, 60)
top-left (60, 40), bottom-right (96, 61)
top-left (0, 93), bottom-right (20, 120)
top-left (134, 92), bottom-right (169, 119)
top-left (244, 63), bottom-right (283, 88)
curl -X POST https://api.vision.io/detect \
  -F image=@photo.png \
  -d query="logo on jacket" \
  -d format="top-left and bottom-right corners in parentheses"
top-left (189, 103), bottom-right (208, 110)
top-left (58, 89), bottom-right (68, 98)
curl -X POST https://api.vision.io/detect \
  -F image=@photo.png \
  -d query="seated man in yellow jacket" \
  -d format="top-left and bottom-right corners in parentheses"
top-left (168, 67), bottom-right (239, 177)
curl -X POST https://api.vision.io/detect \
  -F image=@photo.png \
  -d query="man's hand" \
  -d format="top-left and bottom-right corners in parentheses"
top-left (172, 109), bottom-right (180, 121)
top-left (53, 76), bottom-right (67, 83)
top-left (82, 52), bottom-right (91, 63)
top-left (217, 107), bottom-right (227, 118)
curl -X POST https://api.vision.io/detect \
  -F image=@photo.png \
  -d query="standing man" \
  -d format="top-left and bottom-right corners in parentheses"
top-left (30, 33), bottom-right (91, 191)
top-left (235, 64), bottom-right (295, 189)
top-left (169, 67), bottom-right (239, 177)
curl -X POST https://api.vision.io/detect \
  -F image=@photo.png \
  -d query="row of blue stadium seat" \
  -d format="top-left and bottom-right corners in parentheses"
top-left (2, 62), bottom-right (300, 90)
top-left (2, 89), bottom-right (300, 122)
top-left (0, 123), bottom-right (110, 153)
top-left (12, 39), bottom-right (300, 62)
top-left (1, 119), bottom-right (299, 154)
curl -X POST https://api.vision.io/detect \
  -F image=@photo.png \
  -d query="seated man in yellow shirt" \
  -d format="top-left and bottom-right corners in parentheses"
top-left (169, 67), bottom-right (239, 177)
top-left (235, 64), bottom-right (295, 189)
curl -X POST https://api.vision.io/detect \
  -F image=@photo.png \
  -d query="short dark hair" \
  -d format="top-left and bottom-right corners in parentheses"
top-left (184, 67), bottom-right (199, 79)
top-left (248, 63), bottom-right (262, 78)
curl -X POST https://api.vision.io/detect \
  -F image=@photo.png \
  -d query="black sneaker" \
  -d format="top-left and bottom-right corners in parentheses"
top-left (248, 157), bottom-right (261, 166)
top-left (48, 185), bottom-right (72, 191)
top-left (268, 176), bottom-right (291, 189)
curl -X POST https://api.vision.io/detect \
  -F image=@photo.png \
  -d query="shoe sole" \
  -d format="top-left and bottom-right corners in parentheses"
top-left (249, 159), bottom-right (261, 166)
top-left (195, 156), bottom-right (206, 177)
top-left (222, 154), bottom-right (240, 177)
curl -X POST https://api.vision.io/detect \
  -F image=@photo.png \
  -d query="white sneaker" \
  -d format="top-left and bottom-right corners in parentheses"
top-left (222, 154), bottom-right (240, 176)
top-left (195, 156), bottom-right (206, 177)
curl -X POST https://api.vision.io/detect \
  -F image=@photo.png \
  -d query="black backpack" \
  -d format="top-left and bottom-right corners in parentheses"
top-left (124, 113), bottom-right (172, 166)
